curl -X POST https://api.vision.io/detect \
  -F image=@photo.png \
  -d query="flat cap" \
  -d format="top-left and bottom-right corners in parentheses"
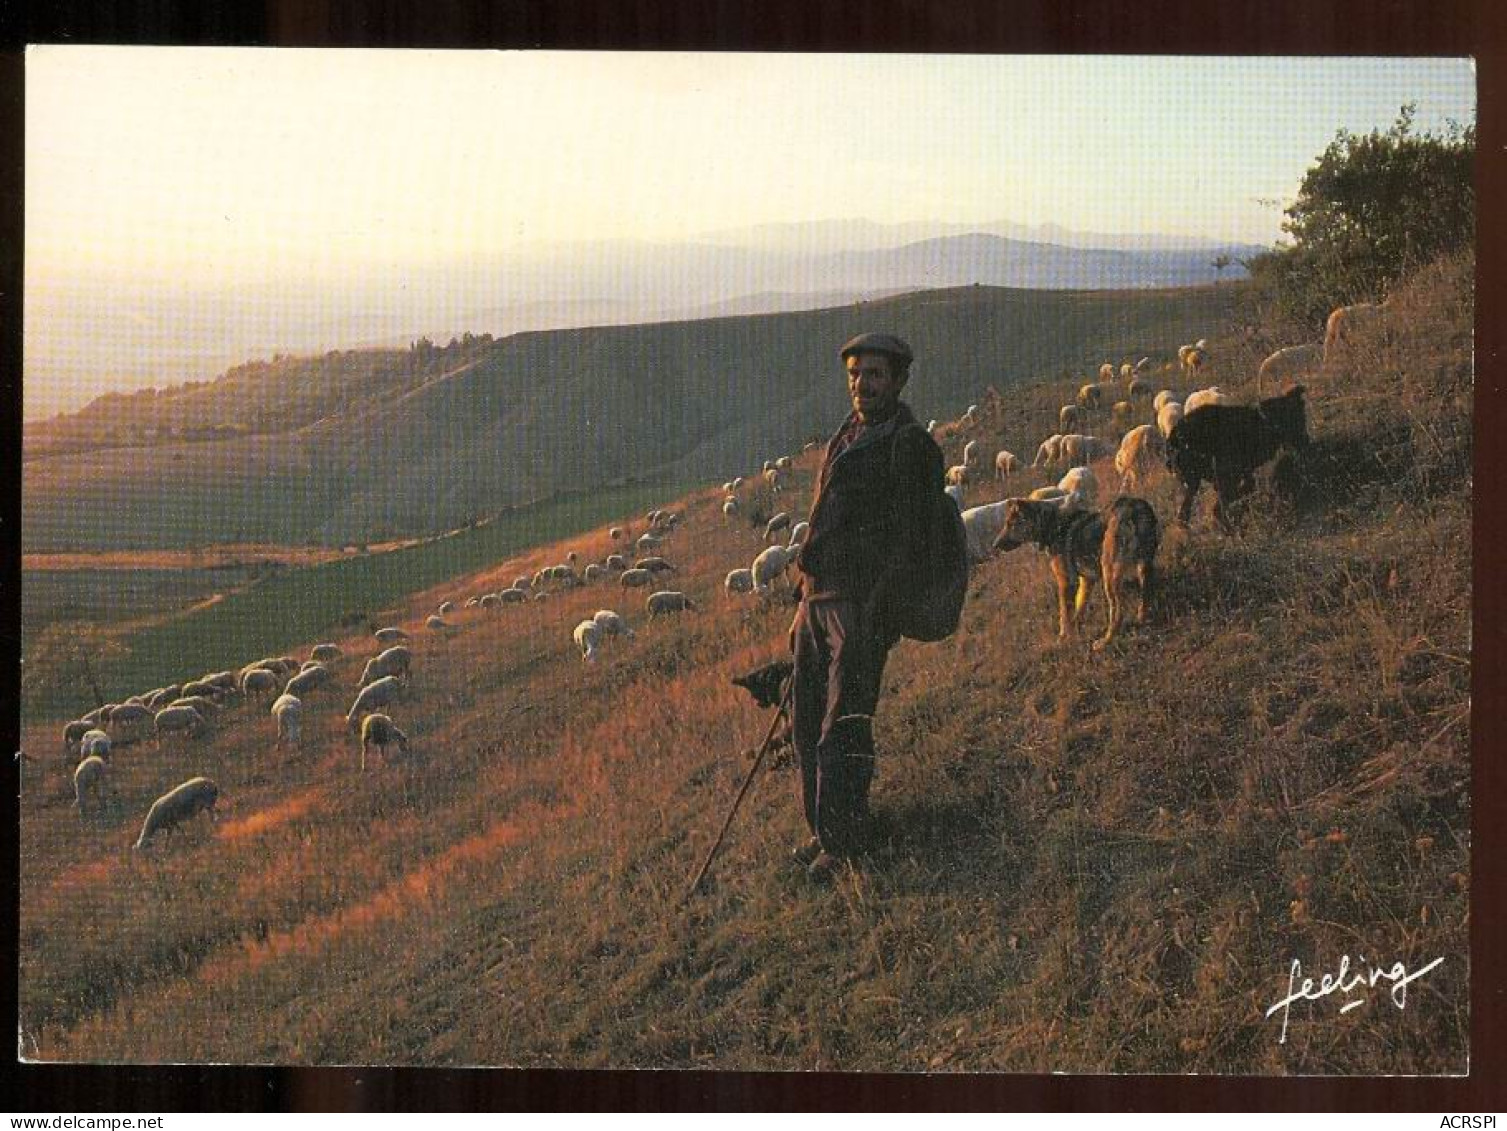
top-left (839, 332), bottom-right (914, 366)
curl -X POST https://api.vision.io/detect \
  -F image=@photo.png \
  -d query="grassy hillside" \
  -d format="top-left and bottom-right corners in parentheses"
top-left (18, 254), bottom-right (1469, 1071)
top-left (23, 283), bottom-right (1244, 551)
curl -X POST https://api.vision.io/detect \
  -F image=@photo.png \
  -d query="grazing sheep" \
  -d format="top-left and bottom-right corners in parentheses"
top-left (1033, 434), bottom-right (1064, 468)
top-left (751, 544), bottom-right (794, 591)
top-left (1178, 344), bottom-right (1206, 379)
top-left (963, 440), bottom-right (981, 469)
top-left (724, 567), bottom-right (756, 595)
top-left (636, 533), bottom-right (664, 554)
top-left (143, 688), bottom-right (179, 711)
top-left (180, 679), bottom-right (219, 701)
top-left (465, 596), bottom-right (480, 608)
top-left (310, 643), bottom-right (343, 664)
top-left (1323, 301), bottom-right (1386, 361)
top-left (960, 500), bottom-right (1013, 565)
top-left (284, 664), bottom-right (331, 699)
top-left (1156, 401), bottom-right (1184, 440)
top-left (513, 575), bottom-right (532, 592)
top-left (1027, 485), bottom-right (1070, 503)
top-left (1167, 385), bottom-right (1310, 532)
top-left (167, 696), bottom-right (220, 718)
top-left (634, 556), bottom-right (676, 574)
top-left (573, 619), bottom-right (604, 663)
top-left (359, 713), bottom-right (410, 771)
top-left (592, 609), bottom-right (635, 639)
top-left (787, 520), bottom-right (810, 547)
top-left (610, 526), bottom-right (624, 541)
top-left (271, 692), bottom-right (303, 748)
top-left (994, 450), bottom-right (1020, 480)
top-left (359, 646), bottom-right (411, 688)
top-left (1099, 362), bottom-right (1115, 383)
top-left (619, 568), bottom-right (654, 589)
top-left (1183, 386), bottom-right (1235, 414)
top-left (106, 703), bottom-right (152, 737)
top-left (74, 755), bottom-right (109, 816)
top-left (646, 590), bottom-right (695, 617)
top-left (962, 404), bottom-right (980, 427)
top-left (62, 719), bottom-right (92, 756)
top-left (945, 465), bottom-right (970, 488)
top-left (761, 461), bottom-right (774, 474)
top-left (79, 729), bottom-right (111, 762)
top-left (79, 705), bottom-right (111, 726)
top-left (1058, 434), bottom-right (1113, 467)
top-left (1258, 342), bottom-right (1323, 388)
top-left (374, 627), bottom-right (409, 646)
top-left (1077, 384), bottom-right (1102, 410)
top-left (1152, 389), bottom-right (1177, 413)
top-left (1114, 425), bottom-right (1166, 492)
top-left (478, 593), bottom-right (502, 609)
top-left (345, 676), bottom-right (404, 731)
top-left (764, 467), bottom-right (782, 491)
top-left (1060, 404), bottom-right (1084, 434)
top-left (583, 563), bottom-right (605, 582)
top-left (425, 614), bottom-right (450, 632)
top-left (1120, 362), bottom-right (1134, 383)
top-left (605, 554), bottom-right (627, 572)
top-left (1055, 467), bottom-right (1099, 513)
top-left (723, 497), bottom-right (740, 517)
top-left (1128, 377), bottom-right (1152, 399)
top-left (776, 456), bottom-right (792, 471)
top-left (497, 588), bottom-right (527, 604)
top-left (764, 512), bottom-right (792, 542)
top-left (1110, 400), bottom-right (1135, 433)
top-left (945, 484), bottom-right (966, 510)
top-left (731, 476), bottom-right (745, 490)
top-left (134, 777), bottom-right (220, 849)
top-left (438, 600), bottom-right (455, 615)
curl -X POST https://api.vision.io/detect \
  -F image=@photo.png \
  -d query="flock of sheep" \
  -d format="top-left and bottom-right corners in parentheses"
top-left (50, 305), bottom-right (1377, 850)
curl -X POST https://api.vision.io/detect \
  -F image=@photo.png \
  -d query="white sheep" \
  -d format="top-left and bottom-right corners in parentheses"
top-left (498, 588), bottom-right (527, 604)
top-left (764, 467), bottom-right (782, 491)
top-left (945, 484), bottom-right (966, 510)
top-left (592, 609), bottom-right (635, 639)
top-left (963, 439), bottom-right (981, 469)
top-left (271, 692), bottom-right (303, 748)
top-left (723, 497), bottom-right (739, 517)
top-left (513, 575), bottom-right (532, 591)
top-left (583, 563), bottom-right (605, 582)
top-left (636, 532), bottom-right (664, 554)
top-left (61, 719), bottom-right (92, 756)
top-left (438, 600), bottom-right (455, 615)
top-left (359, 713), bottom-right (410, 771)
top-left (284, 664), bottom-right (331, 699)
top-left (79, 729), bottom-right (112, 762)
top-left (731, 476), bottom-right (745, 490)
top-left (1099, 362), bottom-right (1115, 383)
top-left (994, 450), bottom-right (1020, 480)
top-left (761, 461), bottom-right (774, 474)
top-left (478, 592), bottom-right (501, 609)
top-left (359, 646), bottom-right (411, 688)
top-left (1178, 344), bottom-right (1206, 379)
top-left (310, 643), bottom-right (343, 664)
top-left (1059, 404), bottom-right (1083, 435)
top-left (1184, 386), bottom-right (1235, 414)
top-left (425, 614), bottom-right (450, 632)
top-left (610, 526), bottom-right (624, 541)
top-left (374, 627), bottom-right (409, 646)
top-left (605, 554), bottom-right (627, 572)
top-left (573, 619), bottom-right (604, 663)
top-left (764, 512), bottom-right (792, 542)
top-left (74, 755), bottom-right (110, 816)
top-left (960, 501), bottom-right (1012, 564)
top-left (1057, 465), bottom-right (1099, 507)
top-left (619, 568), bottom-right (654, 588)
top-left (634, 556), bottom-right (675, 574)
top-left (1028, 485), bottom-right (1069, 503)
top-left (153, 705), bottom-right (205, 743)
top-left (1258, 342), bottom-right (1323, 388)
top-left (106, 703), bottom-right (152, 737)
top-left (1120, 362), bottom-right (1134, 383)
top-left (724, 568), bottom-right (755, 595)
top-left (1077, 383), bottom-right (1102, 409)
top-left (647, 590), bottom-right (695, 617)
top-left (135, 777), bottom-right (221, 848)
top-left (945, 465), bottom-right (970, 488)
top-left (1113, 425), bottom-right (1166, 492)
top-left (1156, 401), bottom-right (1184, 439)
top-left (787, 520), bottom-right (810, 547)
top-left (345, 676), bottom-right (404, 731)
top-left (1152, 389), bottom-right (1177, 413)
top-left (1033, 434), bottom-right (1064, 468)
top-left (1058, 434), bottom-right (1113, 467)
top-left (775, 455), bottom-right (792, 471)
top-left (751, 544), bottom-right (794, 591)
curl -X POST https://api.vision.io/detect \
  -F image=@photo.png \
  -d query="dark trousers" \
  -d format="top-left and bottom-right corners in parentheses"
top-left (791, 596), bottom-right (892, 856)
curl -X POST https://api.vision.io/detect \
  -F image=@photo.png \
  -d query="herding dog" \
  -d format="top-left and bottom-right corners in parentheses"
top-left (1165, 385), bottom-right (1310, 533)
top-left (731, 659), bottom-right (794, 767)
top-left (993, 497), bottom-right (1160, 650)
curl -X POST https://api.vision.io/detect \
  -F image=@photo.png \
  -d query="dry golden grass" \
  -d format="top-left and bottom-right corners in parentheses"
top-left (19, 255), bottom-right (1471, 1071)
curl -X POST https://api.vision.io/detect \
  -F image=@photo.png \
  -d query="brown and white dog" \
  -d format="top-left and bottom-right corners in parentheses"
top-left (994, 497), bottom-right (1159, 649)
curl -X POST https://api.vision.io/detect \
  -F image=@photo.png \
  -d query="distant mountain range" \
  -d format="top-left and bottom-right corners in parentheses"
top-left (24, 221), bottom-right (1266, 421)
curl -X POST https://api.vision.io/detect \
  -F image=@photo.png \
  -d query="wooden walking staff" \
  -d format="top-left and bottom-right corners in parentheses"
top-left (681, 679), bottom-right (795, 905)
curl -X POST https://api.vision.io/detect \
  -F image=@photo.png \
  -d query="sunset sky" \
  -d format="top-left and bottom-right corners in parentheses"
top-left (27, 49), bottom-right (1476, 285)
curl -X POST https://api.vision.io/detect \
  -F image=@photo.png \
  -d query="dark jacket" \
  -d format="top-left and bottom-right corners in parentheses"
top-left (795, 401), bottom-right (944, 604)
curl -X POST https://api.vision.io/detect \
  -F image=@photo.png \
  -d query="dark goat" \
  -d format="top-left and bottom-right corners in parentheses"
top-left (1166, 386), bottom-right (1310, 533)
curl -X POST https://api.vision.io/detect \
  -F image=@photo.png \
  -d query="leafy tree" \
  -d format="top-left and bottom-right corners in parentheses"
top-left (1247, 104), bottom-right (1474, 327)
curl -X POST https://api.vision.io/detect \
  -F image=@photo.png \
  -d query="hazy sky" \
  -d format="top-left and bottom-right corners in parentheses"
top-left (27, 48), bottom-right (1475, 286)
